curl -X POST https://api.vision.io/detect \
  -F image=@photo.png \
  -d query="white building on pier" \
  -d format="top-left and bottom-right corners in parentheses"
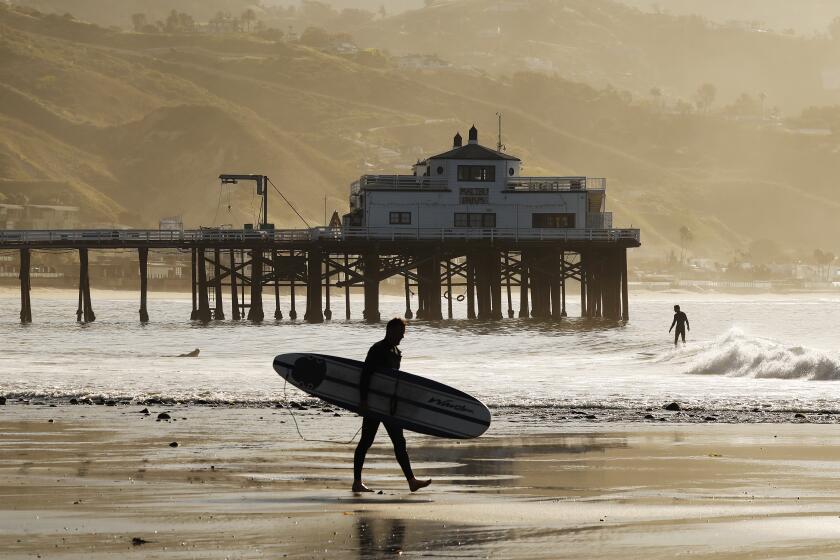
top-left (343, 126), bottom-right (612, 236)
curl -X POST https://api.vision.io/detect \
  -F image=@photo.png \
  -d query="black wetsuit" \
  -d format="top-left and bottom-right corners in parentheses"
top-left (353, 339), bottom-right (413, 481)
top-left (671, 311), bottom-right (689, 344)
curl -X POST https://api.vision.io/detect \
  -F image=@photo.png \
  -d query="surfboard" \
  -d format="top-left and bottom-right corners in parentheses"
top-left (273, 353), bottom-right (491, 439)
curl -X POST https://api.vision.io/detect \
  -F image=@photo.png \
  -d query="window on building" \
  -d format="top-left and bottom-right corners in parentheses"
top-left (508, 167), bottom-right (515, 176)
top-left (436, 166), bottom-right (444, 175)
top-left (454, 213), bottom-right (496, 228)
top-left (459, 187), bottom-right (489, 205)
top-left (389, 212), bottom-right (412, 225)
top-left (457, 165), bottom-right (496, 182)
top-left (532, 213), bottom-right (576, 228)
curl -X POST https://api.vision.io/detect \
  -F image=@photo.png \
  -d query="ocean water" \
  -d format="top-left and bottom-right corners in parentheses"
top-left (2, 291), bottom-right (840, 413)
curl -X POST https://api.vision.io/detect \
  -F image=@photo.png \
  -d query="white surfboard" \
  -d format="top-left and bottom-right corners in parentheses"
top-left (273, 353), bottom-right (491, 439)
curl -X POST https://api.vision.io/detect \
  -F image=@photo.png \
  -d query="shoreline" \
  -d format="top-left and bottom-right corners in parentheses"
top-left (4, 405), bottom-right (840, 558)
top-left (1, 398), bottom-right (838, 425)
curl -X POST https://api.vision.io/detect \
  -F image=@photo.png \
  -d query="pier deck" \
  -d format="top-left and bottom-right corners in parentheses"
top-left (1, 227), bottom-right (640, 324)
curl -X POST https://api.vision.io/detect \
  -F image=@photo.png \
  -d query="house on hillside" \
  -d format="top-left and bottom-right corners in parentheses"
top-left (343, 125), bottom-right (612, 234)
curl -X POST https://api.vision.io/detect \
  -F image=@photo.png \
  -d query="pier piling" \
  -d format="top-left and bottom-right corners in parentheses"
top-left (247, 249), bottom-right (264, 322)
top-left (466, 256), bottom-right (476, 319)
top-left (76, 248), bottom-right (95, 323)
top-left (518, 259), bottom-right (529, 318)
top-left (273, 251), bottom-right (283, 321)
top-left (196, 249), bottom-right (211, 323)
top-left (229, 249), bottom-right (240, 320)
top-left (138, 248), bottom-right (149, 322)
top-left (362, 253), bottom-right (380, 322)
top-left (19, 248), bottom-right (31, 324)
top-left (560, 252), bottom-right (568, 317)
top-left (446, 259), bottom-right (453, 320)
top-left (403, 262), bottom-right (413, 319)
top-left (621, 248), bottom-right (629, 320)
top-left (190, 248), bottom-right (198, 320)
top-left (504, 252), bottom-right (514, 319)
top-left (304, 248), bottom-right (323, 323)
top-left (289, 275), bottom-right (297, 320)
top-left (304, 246), bottom-right (323, 323)
top-left (344, 253), bottom-right (351, 320)
top-left (489, 251), bottom-right (503, 320)
top-left (213, 248), bottom-right (225, 320)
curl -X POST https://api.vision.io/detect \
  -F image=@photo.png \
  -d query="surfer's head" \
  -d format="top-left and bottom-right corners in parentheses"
top-left (674, 305), bottom-right (680, 312)
top-left (385, 317), bottom-right (406, 346)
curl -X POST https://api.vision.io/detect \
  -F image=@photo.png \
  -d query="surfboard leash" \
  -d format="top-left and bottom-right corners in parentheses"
top-left (282, 379), bottom-right (363, 445)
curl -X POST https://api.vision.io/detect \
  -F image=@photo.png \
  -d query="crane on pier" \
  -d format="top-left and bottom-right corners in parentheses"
top-left (219, 174), bottom-right (271, 229)
top-left (218, 174), bottom-right (311, 229)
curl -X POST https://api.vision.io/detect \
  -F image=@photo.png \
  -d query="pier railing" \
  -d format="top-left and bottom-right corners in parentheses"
top-left (504, 177), bottom-right (606, 192)
top-left (0, 227), bottom-right (639, 245)
top-left (318, 227), bottom-right (638, 242)
top-left (356, 175), bottom-right (450, 191)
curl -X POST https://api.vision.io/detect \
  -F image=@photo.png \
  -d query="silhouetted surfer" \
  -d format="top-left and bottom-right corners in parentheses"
top-left (353, 318), bottom-right (432, 493)
top-left (669, 305), bottom-right (690, 346)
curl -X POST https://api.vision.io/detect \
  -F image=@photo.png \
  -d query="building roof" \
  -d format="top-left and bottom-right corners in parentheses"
top-left (428, 143), bottom-right (520, 161)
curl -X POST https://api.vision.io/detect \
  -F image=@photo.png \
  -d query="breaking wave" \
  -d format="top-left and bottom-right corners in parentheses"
top-left (671, 328), bottom-right (840, 381)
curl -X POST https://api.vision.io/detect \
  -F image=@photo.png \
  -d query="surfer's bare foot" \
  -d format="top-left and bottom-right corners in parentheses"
top-left (352, 481), bottom-right (374, 493)
top-left (408, 478), bottom-right (431, 492)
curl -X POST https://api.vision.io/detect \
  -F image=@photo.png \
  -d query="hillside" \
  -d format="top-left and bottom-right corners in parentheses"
top-left (10, 0), bottom-right (253, 28)
top-left (618, 0), bottom-right (840, 35)
top-left (2, 3), bottom-right (840, 261)
top-left (354, 0), bottom-right (840, 115)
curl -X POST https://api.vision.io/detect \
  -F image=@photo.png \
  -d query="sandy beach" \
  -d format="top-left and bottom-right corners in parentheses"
top-left (3, 402), bottom-right (840, 559)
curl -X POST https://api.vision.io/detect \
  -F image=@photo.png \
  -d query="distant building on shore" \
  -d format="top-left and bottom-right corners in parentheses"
top-left (0, 203), bottom-right (79, 230)
top-left (343, 125), bottom-right (612, 233)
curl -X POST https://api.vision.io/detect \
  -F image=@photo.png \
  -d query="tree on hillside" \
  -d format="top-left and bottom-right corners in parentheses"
top-left (813, 249), bottom-right (836, 280)
top-left (178, 12), bottom-right (194, 32)
top-left (674, 99), bottom-right (693, 115)
top-left (679, 226), bottom-right (693, 264)
top-left (130, 13), bottom-right (147, 32)
top-left (695, 83), bottom-right (716, 114)
top-left (165, 10), bottom-right (194, 33)
top-left (829, 17), bottom-right (840, 41)
top-left (724, 93), bottom-right (761, 118)
top-left (241, 9), bottom-right (256, 32)
top-left (649, 87), bottom-right (664, 110)
top-left (299, 26), bottom-right (332, 48)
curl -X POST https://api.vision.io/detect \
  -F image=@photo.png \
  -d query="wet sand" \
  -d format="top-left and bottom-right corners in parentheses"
top-left (3, 404), bottom-right (840, 559)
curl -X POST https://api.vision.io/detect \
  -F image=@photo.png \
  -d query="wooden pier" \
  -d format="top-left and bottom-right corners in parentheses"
top-left (1, 227), bottom-right (640, 324)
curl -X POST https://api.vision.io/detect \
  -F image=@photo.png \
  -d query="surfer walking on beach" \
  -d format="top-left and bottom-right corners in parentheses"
top-left (669, 305), bottom-right (690, 346)
top-left (353, 318), bottom-right (432, 493)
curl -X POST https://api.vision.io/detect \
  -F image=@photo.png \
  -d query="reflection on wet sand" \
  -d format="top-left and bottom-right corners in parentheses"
top-left (356, 518), bottom-right (405, 558)
top-left (6, 408), bottom-right (840, 558)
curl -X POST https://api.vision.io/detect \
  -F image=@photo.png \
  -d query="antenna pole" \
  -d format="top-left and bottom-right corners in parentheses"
top-left (496, 112), bottom-right (503, 152)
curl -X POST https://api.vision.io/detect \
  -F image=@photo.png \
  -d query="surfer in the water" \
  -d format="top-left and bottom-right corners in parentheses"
top-left (353, 318), bottom-right (432, 493)
top-left (669, 305), bottom-right (690, 346)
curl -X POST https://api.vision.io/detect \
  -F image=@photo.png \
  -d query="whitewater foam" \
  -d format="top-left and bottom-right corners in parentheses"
top-left (674, 329), bottom-right (840, 381)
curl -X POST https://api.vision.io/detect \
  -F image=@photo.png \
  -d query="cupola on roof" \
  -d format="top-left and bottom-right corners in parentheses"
top-left (430, 125), bottom-right (520, 161)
